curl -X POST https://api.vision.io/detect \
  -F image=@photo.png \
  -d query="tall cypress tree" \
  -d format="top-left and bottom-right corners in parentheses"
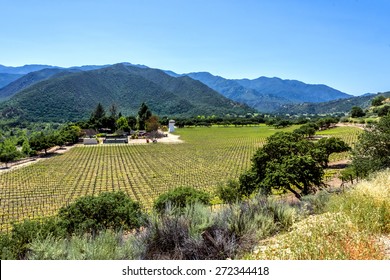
top-left (137, 103), bottom-right (152, 130)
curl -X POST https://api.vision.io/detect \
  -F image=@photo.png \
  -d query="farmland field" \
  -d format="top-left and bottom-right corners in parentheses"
top-left (0, 125), bottom-right (362, 232)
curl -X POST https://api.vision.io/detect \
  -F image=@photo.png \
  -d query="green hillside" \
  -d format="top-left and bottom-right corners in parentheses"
top-left (0, 64), bottom-right (254, 122)
top-left (275, 92), bottom-right (390, 115)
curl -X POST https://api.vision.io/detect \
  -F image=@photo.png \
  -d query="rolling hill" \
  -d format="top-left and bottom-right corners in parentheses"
top-left (0, 64), bottom-right (253, 122)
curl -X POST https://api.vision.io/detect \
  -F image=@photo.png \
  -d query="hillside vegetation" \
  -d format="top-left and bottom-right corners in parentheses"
top-left (0, 64), bottom-right (253, 122)
top-left (276, 92), bottom-right (390, 115)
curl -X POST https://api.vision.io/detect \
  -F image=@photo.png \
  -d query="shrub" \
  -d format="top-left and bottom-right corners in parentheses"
top-left (220, 195), bottom-right (295, 241)
top-left (216, 180), bottom-right (243, 204)
top-left (300, 191), bottom-right (331, 215)
top-left (1, 217), bottom-right (66, 259)
top-left (58, 191), bottom-right (144, 234)
top-left (142, 203), bottom-right (238, 260)
top-left (153, 186), bottom-right (211, 214)
top-left (27, 230), bottom-right (145, 260)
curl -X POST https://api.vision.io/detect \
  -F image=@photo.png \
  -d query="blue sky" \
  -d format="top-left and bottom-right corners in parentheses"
top-left (1, 0), bottom-right (389, 95)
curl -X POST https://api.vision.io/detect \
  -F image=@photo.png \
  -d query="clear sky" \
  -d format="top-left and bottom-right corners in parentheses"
top-left (1, 0), bottom-right (389, 95)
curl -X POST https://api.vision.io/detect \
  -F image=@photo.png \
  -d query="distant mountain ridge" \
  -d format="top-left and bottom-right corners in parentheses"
top-left (0, 64), bottom-right (58, 75)
top-left (183, 72), bottom-right (352, 112)
top-left (0, 64), bottom-right (253, 122)
top-left (0, 62), bottom-right (381, 117)
top-left (0, 73), bottom-right (24, 90)
top-left (274, 91), bottom-right (390, 115)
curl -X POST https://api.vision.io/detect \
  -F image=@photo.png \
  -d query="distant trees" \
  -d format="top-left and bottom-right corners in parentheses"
top-left (293, 123), bottom-right (318, 138)
top-left (28, 125), bottom-right (81, 155)
top-left (116, 116), bottom-right (130, 132)
top-left (59, 125), bottom-right (82, 145)
top-left (375, 105), bottom-right (390, 117)
top-left (91, 103), bottom-right (106, 121)
top-left (145, 115), bottom-right (160, 133)
top-left (29, 132), bottom-right (57, 155)
top-left (137, 103), bottom-right (152, 130)
top-left (350, 106), bottom-right (365, 118)
top-left (371, 95), bottom-right (386, 107)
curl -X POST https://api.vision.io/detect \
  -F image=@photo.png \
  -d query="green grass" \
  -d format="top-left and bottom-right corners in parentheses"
top-left (0, 125), bottom-right (360, 232)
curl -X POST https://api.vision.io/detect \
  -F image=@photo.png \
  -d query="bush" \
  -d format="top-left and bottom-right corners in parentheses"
top-left (300, 191), bottom-right (331, 215)
top-left (219, 195), bottom-right (295, 242)
top-left (153, 186), bottom-right (211, 214)
top-left (141, 202), bottom-right (241, 260)
top-left (27, 230), bottom-right (145, 260)
top-left (216, 180), bottom-right (243, 204)
top-left (58, 191), bottom-right (144, 234)
top-left (0, 217), bottom-right (66, 259)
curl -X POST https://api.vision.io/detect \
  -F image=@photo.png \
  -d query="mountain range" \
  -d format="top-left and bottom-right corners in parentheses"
top-left (0, 62), bottom-right (384, 122)
top-left (181, 72), bottom-right (352, 112)
top-left (0, 64), bottom-right (252, 122)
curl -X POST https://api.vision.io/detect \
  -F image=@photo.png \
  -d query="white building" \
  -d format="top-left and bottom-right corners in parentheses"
top-left (168, 120), bottom-right (175, 133)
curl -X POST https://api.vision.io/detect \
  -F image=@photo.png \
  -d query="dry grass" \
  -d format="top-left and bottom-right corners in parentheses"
top-left (249, 169), bottom-right (390, 260)
top-left (250, 213), bottom-right (384, 260)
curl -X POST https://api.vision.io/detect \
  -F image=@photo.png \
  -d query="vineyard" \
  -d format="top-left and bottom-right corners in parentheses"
top-left (0, 125), bottom-right (362, 232)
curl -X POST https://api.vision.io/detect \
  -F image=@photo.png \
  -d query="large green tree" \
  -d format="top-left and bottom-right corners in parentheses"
top-left (29, 132), bottom-right (57, 155)
top-left (91, 103), bottom-right (106, 121)
top-left (0, 139), bottom-right (20, 168)
top-left (352, 115), bottom-right (390, 177)
top-left (239, 132), bottom-right (349, 200)
top-left (350, 106), bottom-right (365, 118)
top-left (116, 116), bottom-right (130, 132)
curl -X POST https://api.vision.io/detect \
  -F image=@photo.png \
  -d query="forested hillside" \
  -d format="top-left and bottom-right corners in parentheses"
top-left (0, 64), bottom-right (253, 122)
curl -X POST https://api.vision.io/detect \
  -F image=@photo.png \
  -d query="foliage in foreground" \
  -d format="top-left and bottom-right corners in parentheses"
top-left (252, 213), bottom-right (384, 260)
top-left (249, 169), bottom-right (390, 260)
top-left (58, 191), bottom-right (145, 234)
top-left (27, 230), bottom-right (145, 260)
top-left (352, 115), bottom-right (390, 177)
top-left (326, 169), bottom-right (390, 234)
top-left (141, 195), bottom-right (295, 260)
top-left (153, 186), bottom-right (211, 214)
top-left (1, 193), bottom-right (296, 260)
top-left (0, 217), bottom-right (66, 260)
top-left (0, 191), bottom-right (144, 260)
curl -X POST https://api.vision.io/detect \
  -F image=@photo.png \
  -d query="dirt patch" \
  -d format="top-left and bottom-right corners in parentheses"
top-left (127, 133), bottom-right (183, 145)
